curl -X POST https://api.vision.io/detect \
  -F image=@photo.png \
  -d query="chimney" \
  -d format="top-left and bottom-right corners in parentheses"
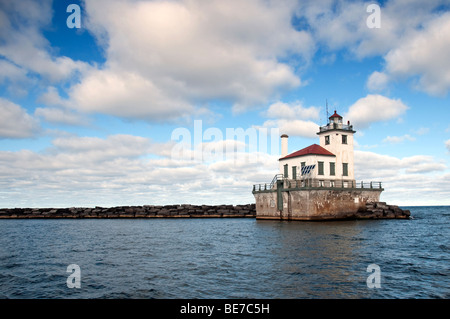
top-left (281, 134), bottom-right (288, 157)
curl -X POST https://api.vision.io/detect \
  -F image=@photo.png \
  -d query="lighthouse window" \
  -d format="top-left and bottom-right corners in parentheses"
top-left (342, 135), bottom-right (347, 144)
top-left (325, 135), bottom-right (330, 145)
top-left (330, 162), bottom-right (335, 176)
top-left (318, 161), bottom-right (324, 175)
top-left (343, 163), bottom-right (348, 176)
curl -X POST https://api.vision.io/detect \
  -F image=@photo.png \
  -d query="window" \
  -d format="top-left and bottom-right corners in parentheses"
top-left (330, 162), bottom-right (335, 176)
top-left (342, 134), bottom-right (347, 144)
top-left (284, 164), bottom-right (288, 178)
top-left (343, 163), bottom-right (348, 176)
top-left (318, 161), bottom-right (324, 175)
top-left (325, 135), bottom-right (330, 145)
top-left (292, 166), bottom-right (297, 180)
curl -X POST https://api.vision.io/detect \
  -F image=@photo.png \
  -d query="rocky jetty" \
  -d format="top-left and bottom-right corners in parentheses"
top-left (0, 204), bottom-right (256, 219)
top-left (0, 202), bottom-right (410, 220)
top-left (355, 202), bottom-right (411, 219)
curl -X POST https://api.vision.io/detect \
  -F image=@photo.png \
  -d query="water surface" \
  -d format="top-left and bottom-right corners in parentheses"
top-left (0, 206), bottom-right (448, 298)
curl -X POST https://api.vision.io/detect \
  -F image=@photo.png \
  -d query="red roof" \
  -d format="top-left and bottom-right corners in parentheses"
top-left (279, 144), bottom-right (335, 160)
top-left (329, 110), bottom-right (342, 119)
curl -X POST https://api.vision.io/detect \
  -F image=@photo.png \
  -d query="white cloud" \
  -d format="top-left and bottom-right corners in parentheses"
top-left (0, 0), bottom-right (90, 85)
top-left (367, 71), bottom-right (389, 91)
top-left (261, 119), bottom-right (319, 138)
top-left (0, 59), bottom-right (29, 84)
top-left (383, 134), bottom-right (416, 144)
top-left (414, 127), bottom-right (429, 136)
top-left (293, 0), bottom-right (450, 96)
top-left (1, 136), bottom-right (448, 207)
top-left (0, 133), bottom-right (279, 207)
top-left (355, 150), bottom-right (449, 205)
top-left (34, 107), bottom-right (89, 126)
top-left (263, 101), bottom-right (320, 120)
top-left (258, 101), bottom-right (320, 138)
top-left (68, 69), bottom-right (195, 122)
top-left (345, 94), bottom-right (409, 129)
top-left (67, 0), bottom-right (314, 120)
top-left (368, 11), bottom-right (450, 96)
top-left (0, 98), bottom-right (40, 138)
top-left (297, 0), bottom-right (446, 57)
top-left (446, 139), bottom-right (450, 152)
top-left (50, 134), bottom-right (153, 160)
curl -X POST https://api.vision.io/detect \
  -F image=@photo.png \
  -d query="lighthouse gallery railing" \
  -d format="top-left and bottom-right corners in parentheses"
top-left (253, 178), bottom-right (382, 192)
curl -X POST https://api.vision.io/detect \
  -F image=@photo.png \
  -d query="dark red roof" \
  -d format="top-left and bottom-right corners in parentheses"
top-left (329, 110), bottom-right (342, 119)
top-left (279, 144), bottom-right (335, 160)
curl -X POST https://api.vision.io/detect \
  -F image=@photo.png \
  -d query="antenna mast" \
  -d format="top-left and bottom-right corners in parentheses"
top-left (326, 99), bottom-right (329, 124)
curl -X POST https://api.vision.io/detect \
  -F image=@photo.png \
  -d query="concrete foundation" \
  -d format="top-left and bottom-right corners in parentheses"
top-left (253, 180), bottom-right (384, 220)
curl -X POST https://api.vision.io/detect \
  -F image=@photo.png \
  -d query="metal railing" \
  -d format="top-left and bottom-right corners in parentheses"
top-left (319, 123), bottom-right (354, 132)
top-left (253, 179), bottom-right (383, 192)
top-left (269, 174), bottom-right (284, 189)
top-left (252, 174), bottom-right (283, 192)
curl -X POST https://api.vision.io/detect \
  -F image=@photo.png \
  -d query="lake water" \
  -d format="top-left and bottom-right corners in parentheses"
top-left (0, 206), bottom-right (448, 299)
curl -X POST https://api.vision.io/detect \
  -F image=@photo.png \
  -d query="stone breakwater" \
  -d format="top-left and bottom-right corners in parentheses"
top-left (0, 202), bottom-right (410, 219)
top-left (356, 202), bottom-right (411, 219)
top-left (0, 204), bottom-right (257, 219)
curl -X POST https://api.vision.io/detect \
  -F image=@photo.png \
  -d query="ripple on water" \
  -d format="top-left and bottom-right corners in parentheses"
top-left (0, 208), bottom-right (448, 299)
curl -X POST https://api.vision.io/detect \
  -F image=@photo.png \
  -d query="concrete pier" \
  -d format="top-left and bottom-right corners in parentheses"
top-left (253, 178), bottom-right (410, 220)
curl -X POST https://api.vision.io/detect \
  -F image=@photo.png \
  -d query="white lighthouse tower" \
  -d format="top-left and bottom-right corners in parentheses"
top-left (317, 110), bottom-right (356, 187)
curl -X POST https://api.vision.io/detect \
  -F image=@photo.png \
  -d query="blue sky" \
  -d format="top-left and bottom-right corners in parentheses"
top-left (1, 0), bottom-right (449, 207)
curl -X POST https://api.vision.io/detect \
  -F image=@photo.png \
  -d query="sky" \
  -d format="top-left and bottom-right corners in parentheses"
top-left (0, 0), bottom-right (449, 208)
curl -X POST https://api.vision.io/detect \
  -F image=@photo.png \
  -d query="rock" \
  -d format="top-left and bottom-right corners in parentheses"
top-left (375, 202), bottom-right (388, 209)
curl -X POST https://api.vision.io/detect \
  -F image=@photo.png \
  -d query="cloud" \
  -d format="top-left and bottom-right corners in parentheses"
top-left (383, 134), bottom-right (416, 144)
top-left (257, 101), bottom-right (320, 138)
top-left (263, 101), bottom-right (320, 120)
top-left (355, 150), bottom-right (449, 205)
top-left (0, 59), bottom-right (31, 96)
top-left (345, 94), bottom-right (408, 129)
top-left (66, 0), bottom-right (314, 121)
top-left (368, 11), bottom-right (450, 96)
top-left (446, 140), bottom-right (450, 152)
top-left (293, 0), bottom-right (450, 96)
top-left (0, 133), bottom-right (279, 207)
top-left (366, 71), bottom-right (389, 91)
top-left (414, 127), bottom-right (429, 136)
top-left (0, 98), bottom-right (40, 138)
top-left (68, 69), bottom-right (195, 122)
top-left (0, 0), bottom-right (91, 85)
top-left (1, 135), bottom-right (448, 207)
top-left (35, 107), bottom-right (89, 126)
top-left (261, 119), bottom-right (319, 138)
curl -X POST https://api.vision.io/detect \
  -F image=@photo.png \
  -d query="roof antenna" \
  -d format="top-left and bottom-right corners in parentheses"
top-left (326, 99), bottom-right (329, 124)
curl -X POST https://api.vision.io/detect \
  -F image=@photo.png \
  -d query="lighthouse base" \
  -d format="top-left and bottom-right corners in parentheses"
top-left (253, 181), bottom-right (384, 221)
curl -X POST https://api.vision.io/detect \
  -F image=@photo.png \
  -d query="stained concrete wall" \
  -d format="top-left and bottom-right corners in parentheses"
top-left (254, 187), bottom-right (383, 220)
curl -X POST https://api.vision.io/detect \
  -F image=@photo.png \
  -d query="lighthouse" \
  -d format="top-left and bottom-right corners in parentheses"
top-left (278, 111), bottom-right (356, 188)
top-left (252, 109), bottom-right (384, 220)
